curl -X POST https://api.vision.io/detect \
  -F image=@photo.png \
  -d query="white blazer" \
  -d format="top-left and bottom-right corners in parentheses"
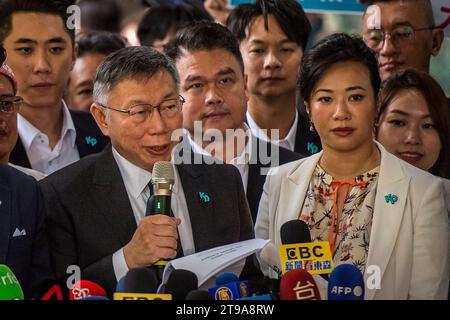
top-left (255, 142), bottom-right (449, 300)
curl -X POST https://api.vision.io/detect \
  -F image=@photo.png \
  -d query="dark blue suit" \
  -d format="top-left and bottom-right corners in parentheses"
top-left (0, 164), bottom-right (52, 299)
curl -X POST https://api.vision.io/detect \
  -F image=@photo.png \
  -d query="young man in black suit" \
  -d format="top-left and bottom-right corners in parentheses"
top-left (166, 21), bottom-right (303, 222)
top-left (0, 0), bottom-right (108, 174)
top-left (227, 0), bottom-right (321, 157)
top-left (41, 46), bottom-right (255, 295)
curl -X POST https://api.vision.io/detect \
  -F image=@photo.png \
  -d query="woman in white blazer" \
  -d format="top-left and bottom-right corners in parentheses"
top-left (375, 69), bottom-right (450, 217)
top-left (255, 34), bottom-right (449, 300)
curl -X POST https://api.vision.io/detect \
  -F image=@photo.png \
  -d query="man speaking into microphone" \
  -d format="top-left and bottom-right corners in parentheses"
top-left (41, 46), bottom-right (255, 296)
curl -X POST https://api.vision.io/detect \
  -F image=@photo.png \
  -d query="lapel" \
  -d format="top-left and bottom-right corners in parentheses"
top-left (365, 142), bottom-right (410, 300)
top-left (0, 173), bottom-right (11, 262)
top-left (273, 152), bottom-right (322, 244)
top-left (91, 146), bottom-right (137, 246)
top-left (9, 138), bottom-right (32, 168)
top-left (176, 163), bottom-right (218, 252)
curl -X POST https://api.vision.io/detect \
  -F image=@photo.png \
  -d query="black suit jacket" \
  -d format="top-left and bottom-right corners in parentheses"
top-left (0, 164), bottom-right (52, 299)
top-left (9, 109), bottom-right (109, 168)
top-left (247, 137), bottom-right (304, 223)
top-left (40, 145), bottom-right (254, 295)
top-left (295, 110), bottom-right (322, 156)
top-left (244, 110), bottom-right (321, 157)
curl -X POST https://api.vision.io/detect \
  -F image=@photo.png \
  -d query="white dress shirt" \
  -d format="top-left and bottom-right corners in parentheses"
top-left (187, 126), bottom-right (253, 191)
top-left (17, 102), bottom-right (80, 174)
top-left (111, 147), bottom-right (194, 281)
top-left (246, 110), bottom-right (298, 152)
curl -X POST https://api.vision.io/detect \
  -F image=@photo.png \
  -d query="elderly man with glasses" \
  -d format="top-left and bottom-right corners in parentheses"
top-left (361, 0), bottom-right (445, 82)
top-left (40, 46), bottom-right (255, 296)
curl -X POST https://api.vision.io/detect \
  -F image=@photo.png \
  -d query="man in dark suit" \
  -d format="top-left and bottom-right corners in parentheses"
top-left (166, 21), bottom-right (303, 222)
top-left (0, 164), bottom-right (52, 299)
top-left (0, 0), bottom-right (108, 174)
top-left (227, 0), bottom-right (322, 157)
top-left (41, 46), bottom-right (254, 295)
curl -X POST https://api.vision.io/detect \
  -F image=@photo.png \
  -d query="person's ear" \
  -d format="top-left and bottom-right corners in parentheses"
top-left (90, 103), bottom-right (110, 136)
top-left (430, 28), bottom-right (444, 56)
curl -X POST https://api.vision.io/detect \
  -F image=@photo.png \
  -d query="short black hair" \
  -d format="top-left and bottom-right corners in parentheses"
top-left (360, 0), bottom-right (435, 27)
top-left (137, 4), bottom-right (212, 47)
top-left (78, 0), bottom-right (122, 33)
top-left (165, 21), bottom-right (244, 73)
top-left (76, 31), bottom-right (126, 58)
top-left (93, 46), bottom-right (179, 104)
top-left (299, 33), bottom-right (381, 103)
top-left (0, 0), bottom-right (76, 45)
top-left (226, 0), bottom-right (311, 50)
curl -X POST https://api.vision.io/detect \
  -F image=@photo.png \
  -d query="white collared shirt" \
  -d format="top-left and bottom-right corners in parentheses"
top-left (187, 126), bottom-right (253, 191)
top-left (17, 102), bottom-right (80, 174)
top-left (246, 110), bottom-right (298, 152)
top-left (111, 147), bottom-right (194, 281)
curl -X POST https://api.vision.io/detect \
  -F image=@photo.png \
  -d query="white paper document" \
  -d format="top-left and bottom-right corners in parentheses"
top-left (161, 238), bottom-right (270, 288)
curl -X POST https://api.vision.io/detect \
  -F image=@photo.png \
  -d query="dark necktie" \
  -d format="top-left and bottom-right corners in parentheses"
top-left (145, 182), bottom-right (183, 258)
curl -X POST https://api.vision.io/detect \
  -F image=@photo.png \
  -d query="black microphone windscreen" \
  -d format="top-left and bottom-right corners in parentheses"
top-left (185, 290), bottom-right (213, 300)
top-left (122, 268), bottom-right (158, 293)
top-left (280, 220), bottom-right (311, 244)
top-left (164, 269), bottom-right (198, 300)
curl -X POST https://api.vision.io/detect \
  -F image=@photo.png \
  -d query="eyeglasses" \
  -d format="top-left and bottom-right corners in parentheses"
top-left (363, 25), bottom-right (435, 50)
top-left (0, 96), bottom-right (23, 115)
top-left (98, 95), bottom-right (185, 123)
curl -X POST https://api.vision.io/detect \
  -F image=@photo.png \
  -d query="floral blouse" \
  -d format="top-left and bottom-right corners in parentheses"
top-left (299, 164), bottom-right (380, 275)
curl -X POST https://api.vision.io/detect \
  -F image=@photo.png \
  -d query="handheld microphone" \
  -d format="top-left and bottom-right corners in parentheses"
top-left (280, 220), bottom-right (311, 244)
top-left (114, 267), bottom-right (172, 300)
top-left (163, 269), bottom-right (198, 300)
top-left (147, 161), bottom-right (175, 283)
top-left (147, 161), bottom-right (174, 216)
top-left (215, 273), bottom-right (239, 286)
top-left (39, 279), bottom-right (69, 300)
top-left (328, 264), bottom-right (365, 300)
top-left (116, 268), bottom-right (157, 293)
top-left (185, 290), bottom-right (214, 300)
top-left (280, 268), bottom-right (321, 300)
top-left (0, 265), bottom-right (24, 300)
top-left (69, 280), bottom-right (107, 300)
top-left (208, 273), bottom-right (251, 300)
top-left (279, 220), bottom-right (329, 280)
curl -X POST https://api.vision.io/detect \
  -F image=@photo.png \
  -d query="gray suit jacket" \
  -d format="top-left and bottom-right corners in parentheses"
top-left (40, 145), bottom-right (254, 295)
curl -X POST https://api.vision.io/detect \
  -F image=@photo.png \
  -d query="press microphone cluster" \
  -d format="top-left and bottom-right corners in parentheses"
top-left (258, 219), bottom-right (366, 300)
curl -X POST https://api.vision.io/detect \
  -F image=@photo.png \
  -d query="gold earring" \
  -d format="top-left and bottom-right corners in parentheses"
top-left (309, 121), bottom-right (315, 132)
